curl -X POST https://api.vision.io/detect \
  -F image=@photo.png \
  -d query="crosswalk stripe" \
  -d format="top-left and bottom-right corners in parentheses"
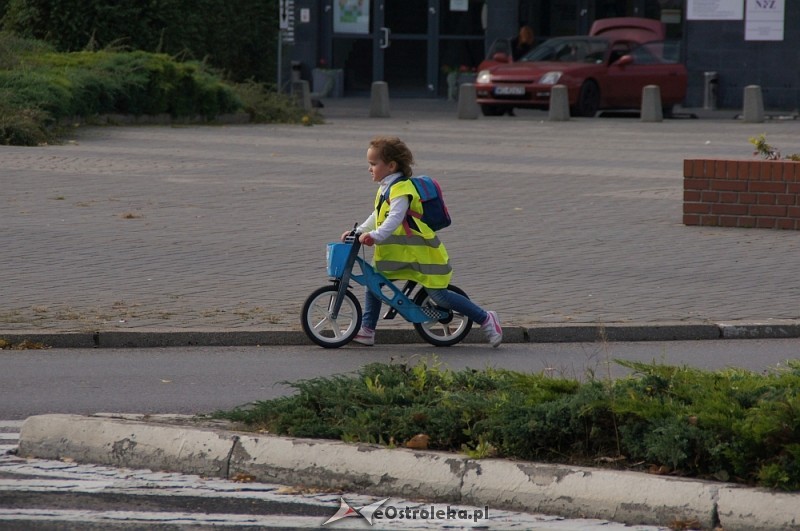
top-left (0, 479), bottom-right (333, 502)
top-left (0, 422), bottom-right (19, 455)
top-left (0, 508), bottom-right (629, 530)
top-left (0, 510), bottom-right (368, 529)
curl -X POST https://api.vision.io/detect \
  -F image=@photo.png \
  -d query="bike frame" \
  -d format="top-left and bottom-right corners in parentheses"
top-left (330, 237), bottom-right (448, 324)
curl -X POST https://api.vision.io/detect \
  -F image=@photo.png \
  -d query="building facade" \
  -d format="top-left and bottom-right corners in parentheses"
top-left (286, 1), bottom-right (798, 111)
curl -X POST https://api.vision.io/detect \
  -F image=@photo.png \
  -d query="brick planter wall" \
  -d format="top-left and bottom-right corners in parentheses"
top-left (683, 159), bottom-right (800, 229)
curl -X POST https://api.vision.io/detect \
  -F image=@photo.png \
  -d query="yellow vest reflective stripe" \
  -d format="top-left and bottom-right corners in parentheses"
top-left (373, 179), bottom-right (452, 288)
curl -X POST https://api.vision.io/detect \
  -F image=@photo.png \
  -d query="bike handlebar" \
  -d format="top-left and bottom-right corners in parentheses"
top-left (344, 223), bottom-right (363, 244)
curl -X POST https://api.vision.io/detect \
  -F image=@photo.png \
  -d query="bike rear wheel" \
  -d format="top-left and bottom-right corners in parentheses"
top-left (412, 284), bottom-right (473, 347)
top-left (301, 285), bottom-right (362, 348)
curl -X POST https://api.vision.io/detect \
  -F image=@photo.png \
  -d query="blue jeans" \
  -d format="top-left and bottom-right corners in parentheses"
top-left (362, 287), bottom-right (488, 330)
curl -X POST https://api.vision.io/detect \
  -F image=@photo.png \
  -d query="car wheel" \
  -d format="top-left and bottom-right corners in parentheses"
top-left (480, 105), bottom-right (504, 116)
top-left (662, 105), bottom-right (674, 119)
top-left (574, 81), bottom-right (600, 117)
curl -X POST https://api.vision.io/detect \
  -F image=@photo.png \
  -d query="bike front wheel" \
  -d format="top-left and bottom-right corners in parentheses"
top-left (413, 284), bottom-right (473, 347)
top-left (301, 286), bottom-right (362, 348)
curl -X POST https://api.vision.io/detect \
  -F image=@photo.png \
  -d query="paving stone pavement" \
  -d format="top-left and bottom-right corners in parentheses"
top-left (3, 99), bottom-right (800, 336)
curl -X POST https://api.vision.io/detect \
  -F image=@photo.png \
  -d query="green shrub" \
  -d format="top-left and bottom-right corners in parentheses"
top-left (0, 97), bottom-right (52, 145)
top-left (480, 381), bottom-right (617, 462)
top-left (231, 80), bottom-right (321, 125)
top-left (0, 68), bottom-right (73, 117)
top-left (0, 29), bottom-right (52, 68)
top-left (0, 29), bottom-right (318, 145)
top-left (612, 360), bottom-right (800, 487)
top-left (19, 50), bottom-right (242, 118)
top-left (2, 0), bottom-right (278, 82)
top-left (214, 359), bottom-right (800, 491)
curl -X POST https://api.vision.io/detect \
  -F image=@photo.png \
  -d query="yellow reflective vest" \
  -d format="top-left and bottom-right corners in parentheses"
top-left (373, 179), bottom-right (452, 289)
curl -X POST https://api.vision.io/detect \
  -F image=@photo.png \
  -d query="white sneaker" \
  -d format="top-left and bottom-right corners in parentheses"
top-left (353, 327), bottom-right (375, 346)
top-left (481, 311), bottom-right (502, 348)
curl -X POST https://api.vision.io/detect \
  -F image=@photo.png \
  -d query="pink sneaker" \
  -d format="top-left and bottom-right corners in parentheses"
top-left (353, 327), bottom-right (375, 346)
top-left (480, 311), bottom-right (502, 348)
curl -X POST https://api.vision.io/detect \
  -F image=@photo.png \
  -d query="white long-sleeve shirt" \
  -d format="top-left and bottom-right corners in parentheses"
top-left (356, 172), bottom-right (409, 243)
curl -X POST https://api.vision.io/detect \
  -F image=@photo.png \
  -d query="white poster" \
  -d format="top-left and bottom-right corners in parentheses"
top-left (687, 0), bottom-right (744, 20)
top-left (745, 0), bottom-right (785, 41)
top-left (334, 0), bottom-right (370, 34)
top-left (450, 0), bottom-right (468, 12)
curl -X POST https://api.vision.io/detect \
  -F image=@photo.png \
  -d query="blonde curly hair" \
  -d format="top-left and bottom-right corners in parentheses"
top-left (368, 136), bottom-right (414, 177)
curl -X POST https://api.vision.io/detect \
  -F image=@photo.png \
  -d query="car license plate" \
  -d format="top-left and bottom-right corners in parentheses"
top-left (494, 85), bottom-right (525, 96)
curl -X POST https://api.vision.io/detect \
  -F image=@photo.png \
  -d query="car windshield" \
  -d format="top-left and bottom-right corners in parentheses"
top-left (521, 38), bottom-right (608, 64)
top-left (486, 37), bottom-right (511, 57)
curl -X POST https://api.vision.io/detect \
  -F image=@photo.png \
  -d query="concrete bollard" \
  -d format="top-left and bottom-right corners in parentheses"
top-left (640, 85), bottom-right (663, 122)
top-left (291, 80), bottom-right (312, 112)
top-left (457, 83), bottom-right (480, 120)
top-left (548, 85), bottom-right (570, 121)
top-left (743, 85), bottom-right (764, 123)
top-left (369, 81), bottom-right (390, 118)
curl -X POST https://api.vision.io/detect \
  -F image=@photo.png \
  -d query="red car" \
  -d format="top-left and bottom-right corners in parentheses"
top-left (475, 18), bottom-right (687, 117)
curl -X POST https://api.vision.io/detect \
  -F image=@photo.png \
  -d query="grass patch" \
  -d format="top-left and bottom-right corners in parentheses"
top-left (214, 358), bottom-right (800, 491)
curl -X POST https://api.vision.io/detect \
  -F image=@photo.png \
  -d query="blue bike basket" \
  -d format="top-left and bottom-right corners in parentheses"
top-left (326, 242), bottom-right (351, 277)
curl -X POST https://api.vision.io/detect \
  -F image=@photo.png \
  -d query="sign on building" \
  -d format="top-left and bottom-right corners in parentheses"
top-left (745, 0), bottom-right (785, 41)
top-left (687, 0), bottom-right (744, 20)
top-left (280, 0), bottom-right (295, 43)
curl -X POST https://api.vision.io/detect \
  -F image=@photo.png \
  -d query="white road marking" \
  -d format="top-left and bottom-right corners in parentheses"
top-left (0, 508), bottom-right (664, 529)
top-left (0, 420), bottom-right (668, 530)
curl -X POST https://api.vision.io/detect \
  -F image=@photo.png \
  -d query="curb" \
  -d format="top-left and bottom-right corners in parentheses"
top-left (17, 414), bottom-right (800, 530)
top-left (3, 321), bottom-right (800, 348)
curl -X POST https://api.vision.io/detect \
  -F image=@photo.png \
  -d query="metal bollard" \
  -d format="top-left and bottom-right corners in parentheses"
top-left (457, 83), bottom-right (480, 120)
top-left (291, 80), bottom-right (311, 112)
top-left (369, 81), bottom-right (390, 118)
top-left (743, 85), bottom-right (764, 123)
top-left (548, 85), bottom-right (570, 121)
top-left (641, 85), bottom-right (663, 122)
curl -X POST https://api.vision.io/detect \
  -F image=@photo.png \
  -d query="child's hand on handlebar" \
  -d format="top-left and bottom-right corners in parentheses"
top-left (340, 228), bottom-right (373, 245)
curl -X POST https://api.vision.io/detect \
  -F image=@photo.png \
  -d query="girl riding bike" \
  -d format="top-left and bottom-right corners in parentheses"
top-left (344, 136), bottom-right (502, 347)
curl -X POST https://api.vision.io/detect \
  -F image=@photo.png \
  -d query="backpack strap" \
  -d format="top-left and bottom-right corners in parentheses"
top-left (376, 177), bottom-right (415, 236)
top-left (376, 176), bottom-right (406, 212)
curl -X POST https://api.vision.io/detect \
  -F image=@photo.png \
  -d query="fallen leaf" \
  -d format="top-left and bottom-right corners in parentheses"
top-left (405, 433), bottom-right (429, 449)
top-left (649, 464), bottom-right (671, 475)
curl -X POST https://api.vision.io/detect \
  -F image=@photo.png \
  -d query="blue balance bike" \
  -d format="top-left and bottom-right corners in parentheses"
top-left (301, 233), bottom-right (473, 348)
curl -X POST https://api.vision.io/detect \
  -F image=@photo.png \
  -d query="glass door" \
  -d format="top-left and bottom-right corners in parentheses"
top-left (330, 0), bottom-right (374, 95)
top-left (377, 0), bottom-right (431, 96)
top-left (437, 0), bottom-right (485, 98)
top-left (329, 0), bottom-right (484, 97)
